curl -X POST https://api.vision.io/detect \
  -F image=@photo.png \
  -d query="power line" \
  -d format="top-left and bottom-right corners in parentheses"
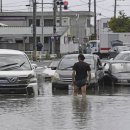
top-left (3, 0), bottom-right (28, 5)
top-left (96, 5), bottom-right (114, 12)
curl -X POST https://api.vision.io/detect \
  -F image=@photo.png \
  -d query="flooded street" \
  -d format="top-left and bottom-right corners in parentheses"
top-left (1, 79), bottom-right (130, 130)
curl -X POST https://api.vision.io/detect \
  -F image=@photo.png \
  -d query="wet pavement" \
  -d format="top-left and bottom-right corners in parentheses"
top-left (0, 60), bottom-right (130, 130)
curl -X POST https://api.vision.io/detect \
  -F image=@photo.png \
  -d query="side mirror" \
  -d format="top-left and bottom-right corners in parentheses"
top-left (31, 63), bottom-right (37, 69)
top-left (103, 63), bottom-right (107, 66)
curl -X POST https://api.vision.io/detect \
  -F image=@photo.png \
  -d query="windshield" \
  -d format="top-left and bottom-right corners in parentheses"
top-left (114, 53), bottom-right (129, 60)
top-left (87, 42), bottom-right (97, 48)
top-left (111, 63), bottom-right (130, 73)
top-left (118, 46), bottom-right (129, 51)
top-left (49, 60), bottom-right (59, 68)
top-left (58, 56), bottom-right (95, 70)
top-left (0, 54), bottom-right (32, 71)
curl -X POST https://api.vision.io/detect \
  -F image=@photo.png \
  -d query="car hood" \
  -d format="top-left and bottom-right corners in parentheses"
top-left (42, 68), bottom-right (56, 76)
top-left (56, 69), bottom-right (72, 77)
top-left (0, 70), bottom-right (35, 77)
top-left (113, 73), bottom-right (130, 79)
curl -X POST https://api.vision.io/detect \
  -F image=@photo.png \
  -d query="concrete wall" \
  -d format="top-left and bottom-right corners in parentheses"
top-left (60, 30), bottom-right (78, 54)
top-left (70, 15), bottom-right (89, 43)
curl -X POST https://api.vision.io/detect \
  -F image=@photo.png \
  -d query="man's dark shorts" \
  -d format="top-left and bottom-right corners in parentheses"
top-left (75, 79), bottom-right (87, 88)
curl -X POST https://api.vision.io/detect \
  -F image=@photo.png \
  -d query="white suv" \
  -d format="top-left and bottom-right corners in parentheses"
top-left (0, 49), bottom-right (38, 96)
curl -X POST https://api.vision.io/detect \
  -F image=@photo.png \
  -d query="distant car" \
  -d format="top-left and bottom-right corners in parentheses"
top-left (108, 46), bottom-right (129, 59)
top-left (42, 60), bottom-right (59, 81)
top-left (103, 60), bottom-right (130, 86)
top-left (52, 54), bottom-right (104, 91)
top-left (113, 46), bottom-right (129, 53)
top-left (113, 51), bottom-right (130, 61)
top-left (0, 49), bottom-right (38, 96)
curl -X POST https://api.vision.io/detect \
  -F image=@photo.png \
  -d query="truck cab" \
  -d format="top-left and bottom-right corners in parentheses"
top-left (86, 40), bottom-right (100, 54)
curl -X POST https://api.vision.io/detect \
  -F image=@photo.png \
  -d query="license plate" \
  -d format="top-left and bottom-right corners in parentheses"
top-left (121, 80), bottom-right (128, 83)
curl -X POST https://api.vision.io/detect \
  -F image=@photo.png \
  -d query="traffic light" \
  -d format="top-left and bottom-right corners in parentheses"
top-left (63, 1), bottom-right (68, 10)
top-left (56, 0), bottom-right (63, 5)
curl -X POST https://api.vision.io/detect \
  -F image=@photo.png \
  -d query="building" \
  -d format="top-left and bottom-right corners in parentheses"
top-left (0, 11), bottom-right (94, 54)
top-left (96, 18), bottom-right (111, 40)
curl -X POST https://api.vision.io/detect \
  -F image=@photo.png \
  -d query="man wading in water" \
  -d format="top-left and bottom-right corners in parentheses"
top-left (72, 54), bottom-right (91, 97)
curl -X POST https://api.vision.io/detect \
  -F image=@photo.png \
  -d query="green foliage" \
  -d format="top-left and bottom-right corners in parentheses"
top-left (108, 12), bottom-right (130, 32)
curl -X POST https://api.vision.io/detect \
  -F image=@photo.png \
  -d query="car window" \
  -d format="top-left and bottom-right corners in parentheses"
top-left (124, 55), bottom-right (130, 61)
top-left (49, 60), bottom-right (59, 68)
top-left (58, 56), bottom-right (95, 70)
top-left (114, 53), bottom-right (128, 60)
top-left (0, 54), bottom-right (32, 71)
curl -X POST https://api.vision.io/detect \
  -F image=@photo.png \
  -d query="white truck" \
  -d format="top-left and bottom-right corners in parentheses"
top-left (86, 33), bottom-right (130, 58)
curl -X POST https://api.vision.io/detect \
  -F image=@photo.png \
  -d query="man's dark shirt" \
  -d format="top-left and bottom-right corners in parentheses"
top-left (73, 61), bottom-right (91, 81)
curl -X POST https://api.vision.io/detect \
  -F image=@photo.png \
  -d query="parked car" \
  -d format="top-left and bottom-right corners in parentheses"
top-left (52, 54), bottom-right (104, 91)
top-left (103, 60), bottom-right (130, 86)
top-left (42, 60), bottom-right (59, 81)
top-left (108, 46), bottom-right (129, 59)
top-left (0, 49), bottom-right (38, 96)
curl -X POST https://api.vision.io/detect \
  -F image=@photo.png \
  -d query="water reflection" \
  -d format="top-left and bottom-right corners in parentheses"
top-left (1, 78), bottom-right (130, 130)
top-left (72, 97), bottom-right (90, 130)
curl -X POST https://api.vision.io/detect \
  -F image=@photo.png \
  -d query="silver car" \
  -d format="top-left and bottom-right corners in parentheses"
top-left (52, 54), bottom-right (104, 91)
top-left (0, 49), bottom-right (38, 96)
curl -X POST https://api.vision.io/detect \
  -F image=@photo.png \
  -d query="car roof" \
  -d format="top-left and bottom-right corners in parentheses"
top-left (120, 51), bottom-right (130, 53)
top-left (88, 40), bottom-right (100, 42)
top-left (108, 60), bottom-right (130, 64)
top-left (0, 49), bottom-right (25, 55)
top-left (63, 54), bottom-right (98, 58)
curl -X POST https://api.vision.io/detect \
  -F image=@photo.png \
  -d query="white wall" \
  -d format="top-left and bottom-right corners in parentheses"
top-left (60, 31), bottom-right (78, 54)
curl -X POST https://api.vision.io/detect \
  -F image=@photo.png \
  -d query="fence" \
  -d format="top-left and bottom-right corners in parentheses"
top-left (24, 51), bottom-right (57, 60)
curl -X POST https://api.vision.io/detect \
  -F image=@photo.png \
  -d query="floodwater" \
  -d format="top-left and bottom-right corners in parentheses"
top-left (1, 80), bottom-right (130, 130)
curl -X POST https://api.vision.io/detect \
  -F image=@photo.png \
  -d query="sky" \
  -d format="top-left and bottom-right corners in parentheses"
top-left (2, 0), bottom-right (130, 20)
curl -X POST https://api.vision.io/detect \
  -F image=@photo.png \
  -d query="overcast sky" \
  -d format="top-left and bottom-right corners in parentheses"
top-left (2, 0), bottom-right (130, 19)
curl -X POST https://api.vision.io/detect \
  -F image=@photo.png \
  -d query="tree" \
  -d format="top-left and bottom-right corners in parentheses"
top-left (108, 12), bottom-right (130, 32)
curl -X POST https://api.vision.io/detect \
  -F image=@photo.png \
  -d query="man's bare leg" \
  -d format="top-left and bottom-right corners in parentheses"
top-left (73, 85), bottom-right (78, 96)
top-left (81, 85), bottom-right (87, 97)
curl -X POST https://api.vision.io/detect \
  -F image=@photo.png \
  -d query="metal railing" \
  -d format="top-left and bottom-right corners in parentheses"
top-left (24, 51), bottom-right (57, 60)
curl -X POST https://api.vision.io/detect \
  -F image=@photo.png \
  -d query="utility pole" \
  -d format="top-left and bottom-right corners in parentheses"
top-left (32, 0), bottom-right (37, 61)
top-left (0, 0), bottom-right (2, 12)
top-left (52, 0), bottom-right (57, 54)
top-left (57, 0), bottom-right (64, 26)
top-left (88, 0), bottom-right (91, 27)
top-left (88, 0), bottom-right (91, 12)
top-left (88, 0), bottom-right (91, 40)
top-left (114, 0), bottom-right (117, 18)
top-left (59, 1), bottom-right (62, 26)
top-left (41, 0), bottom-right (44, 47)
top-left (94, 0), bottom-right (97, 39)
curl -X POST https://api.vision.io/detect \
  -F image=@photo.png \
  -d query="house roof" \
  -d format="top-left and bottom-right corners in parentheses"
top-left (0, 11), bottom-right (94, 17)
